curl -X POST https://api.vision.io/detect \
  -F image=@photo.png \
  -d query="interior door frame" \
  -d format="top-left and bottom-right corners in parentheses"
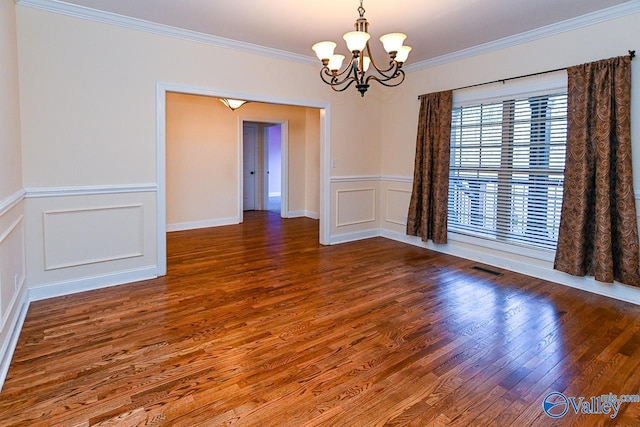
top-left (240, 119), bottom-right (288, 221)
top-left (156, 82), bottom-right (330, 276)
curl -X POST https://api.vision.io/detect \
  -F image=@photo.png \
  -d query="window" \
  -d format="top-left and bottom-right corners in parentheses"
top-left (448, 78), bottom-right (567, 251)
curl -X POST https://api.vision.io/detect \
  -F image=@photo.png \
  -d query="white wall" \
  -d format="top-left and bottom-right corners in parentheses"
top-left (15, 4), bottom-right (378, 292)
top-left (379, 10), bottom-right (640, 304)
top-left (0, 0), bottom-right (27, 386)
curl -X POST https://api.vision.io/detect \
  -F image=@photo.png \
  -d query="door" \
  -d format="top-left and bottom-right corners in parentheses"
top-left (243, 123), bottom-right (258, 211)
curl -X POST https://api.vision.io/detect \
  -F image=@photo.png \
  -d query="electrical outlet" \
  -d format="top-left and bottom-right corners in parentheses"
top-left (14, 273), bottom-right (19, 291)
top-left (331, 159), bottom-right (337, 168)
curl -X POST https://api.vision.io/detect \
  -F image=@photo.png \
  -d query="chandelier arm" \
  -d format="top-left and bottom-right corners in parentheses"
top-left (320, 66), bottom-right (354, 86)
top-left (366, 70), bottom-right (406, 87)
top-left (318, 64), bottom-right (361, 92)
top-left (319, 59), bottom-right (360, 88)
top-left (372, 61), bottom-right (400, 76)
top-left (332, 56), bottom-right (358, 79)
top-left (363, 42), bottom-right (403, 80)
top-left (364, 42), bottom-right (386, 74)
top-left (330, 78), bottom-right (358, 92)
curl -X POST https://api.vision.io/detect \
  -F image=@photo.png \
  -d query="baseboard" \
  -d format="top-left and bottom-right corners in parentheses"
top-left (167, 217), bottom-right (240, 232)
top-left (381, 229), bottom-right (640, 306)
top-left (287, 210), bottom-right (319, 219)
top-left (329, 229), bottom-right (382, 245)
top-left (0, 287), bottom-right (30, 392)
top-left (28, 266), bottom-right (158, 302)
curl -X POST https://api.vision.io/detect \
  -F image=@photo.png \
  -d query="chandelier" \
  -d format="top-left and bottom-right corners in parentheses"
top-left (312, 0), bottom-right (411, 97)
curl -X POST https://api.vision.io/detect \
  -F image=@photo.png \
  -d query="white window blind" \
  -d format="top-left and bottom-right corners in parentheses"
top-left (448, 88), bottom-right (567, 251)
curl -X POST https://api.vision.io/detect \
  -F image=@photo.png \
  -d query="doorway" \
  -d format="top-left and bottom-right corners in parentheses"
top-left (156, 82), bottom-right (331, 277)
top-left (241, 120), bottom-right (288, 218)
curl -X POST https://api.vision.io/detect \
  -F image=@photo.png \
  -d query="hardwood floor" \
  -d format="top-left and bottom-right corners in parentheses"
top-left (2, 211), bottom-right (640, 426)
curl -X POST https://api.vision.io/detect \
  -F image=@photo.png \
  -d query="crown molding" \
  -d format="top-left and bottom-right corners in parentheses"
top-left (405, 0), bottom-right (640, 72)
top-left (16, 0), bottom-right (640, 72)
top-left (15, 0), bottom-right (317, 65)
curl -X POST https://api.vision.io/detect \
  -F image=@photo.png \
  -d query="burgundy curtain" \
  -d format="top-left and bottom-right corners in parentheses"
top-left (407, 91), bottom-right (453, 244)
top-left (554, 56), bottom-right (640, 286)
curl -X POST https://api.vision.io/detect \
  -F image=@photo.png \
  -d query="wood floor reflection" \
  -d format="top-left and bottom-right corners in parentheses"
top-left (2, 211), bottom-right (640, 426)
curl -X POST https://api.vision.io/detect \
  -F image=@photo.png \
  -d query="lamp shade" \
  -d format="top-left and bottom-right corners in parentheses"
top-left (362, 56), bottom-right (371, 72)
top-left (395, 45), bottom-right (412, 63)
top-left (328, 54), bottom-right (345, 71)
top-left (220, 98), bottom-right (248, 111)
top-left (343, 31), bottom-right (370, 52)
top-left (312, 41), bottom-right (337, 60)
top-left (379, 33), bottom-right (406, 53)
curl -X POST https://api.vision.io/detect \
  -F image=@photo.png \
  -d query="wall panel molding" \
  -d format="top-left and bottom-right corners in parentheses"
top-left (330, 175), bottom-right (412, 184)
top-left (0, 190), bottom-right (25, 217)
top-left (43, 204), bottom-right (144, 270)
top-left (0, 215), bottom-right (25, 332)
top-left (381, 176), bottom-right (413, 183)
top-left (331, 175), bottom-right (380, 183)
top-left (385, 188), bottom-right (411, 226)
top-left (25, 183), bottom-right (157, 198)
top-left (0, 287), bottom-right (29, 391)
top-left (336, 188), bottom-right (376, 227)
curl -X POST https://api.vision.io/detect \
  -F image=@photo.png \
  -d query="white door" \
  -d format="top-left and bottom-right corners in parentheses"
top-left (243, 123), bottom-right (258, 211)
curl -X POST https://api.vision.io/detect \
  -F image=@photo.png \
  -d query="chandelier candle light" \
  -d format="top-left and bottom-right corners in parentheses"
top-left (312, 0), bottom-right (411, 97)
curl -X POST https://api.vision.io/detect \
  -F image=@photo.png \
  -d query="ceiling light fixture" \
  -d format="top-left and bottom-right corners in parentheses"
top-left (312, 0), bottom-right (411, 97)
top-left (220, 98), bottom-right (249, 111)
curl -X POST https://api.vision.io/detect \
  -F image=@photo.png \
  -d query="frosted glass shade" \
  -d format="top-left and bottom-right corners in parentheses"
top-left (312, 41), bottom-right (337, 60)
top-left (220, 99), bottom-right (248, 111)
top-left (343, 31), bottom-right (370, 52)
top-left (380, 33), bottom-right (406, 53)
top-left (362, 56), bottom-right (371, 72)
top-left (328, 54), bottom-right (345, 71)
top-left (395, 45), bottom-right (412, 63)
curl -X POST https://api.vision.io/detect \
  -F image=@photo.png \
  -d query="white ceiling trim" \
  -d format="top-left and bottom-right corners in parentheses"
top-left (15, 0), bottom-right (317, 65)
top-left (405, 0), bottom-right (640, 72)
top-left (15, 0), bottom-right (640, 71)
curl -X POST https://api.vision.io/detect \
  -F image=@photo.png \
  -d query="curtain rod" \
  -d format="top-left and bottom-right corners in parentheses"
top-left (418, 50), bottom-right (635, 99)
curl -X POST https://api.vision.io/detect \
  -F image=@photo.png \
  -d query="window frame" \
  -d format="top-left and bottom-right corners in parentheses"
top-left (447, 71), bottom-right (568, 261)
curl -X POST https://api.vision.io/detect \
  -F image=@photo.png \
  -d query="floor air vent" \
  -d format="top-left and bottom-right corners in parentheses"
top-left (471, 265), bottom-right (502, 276)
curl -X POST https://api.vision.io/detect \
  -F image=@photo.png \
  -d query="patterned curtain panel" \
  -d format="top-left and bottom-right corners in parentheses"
top-left (554, 56), bottom-right (640, 286)
top-left (407, 91), bottom-right (453, 244)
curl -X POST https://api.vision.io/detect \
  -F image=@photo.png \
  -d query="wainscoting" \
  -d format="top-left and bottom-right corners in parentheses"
top-left (24, 185), bottom-right (158, 300)
top-left (0, 191), bottom-right (27, 388)
top-left (330, 176), bottom-right (380, 243)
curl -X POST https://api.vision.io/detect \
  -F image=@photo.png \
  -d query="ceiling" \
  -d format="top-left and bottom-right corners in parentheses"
top-left (53, 0), bottom-right (633, 64)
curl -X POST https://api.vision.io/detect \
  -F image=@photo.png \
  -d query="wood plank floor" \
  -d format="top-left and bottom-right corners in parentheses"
top-left (2, 211), bottom-right (640, 426)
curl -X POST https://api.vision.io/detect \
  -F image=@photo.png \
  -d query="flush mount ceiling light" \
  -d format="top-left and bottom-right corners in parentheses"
top-left (312, 0), bottom-right (411, 97)
top-left (220, 98), bottom-right (249, 111)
